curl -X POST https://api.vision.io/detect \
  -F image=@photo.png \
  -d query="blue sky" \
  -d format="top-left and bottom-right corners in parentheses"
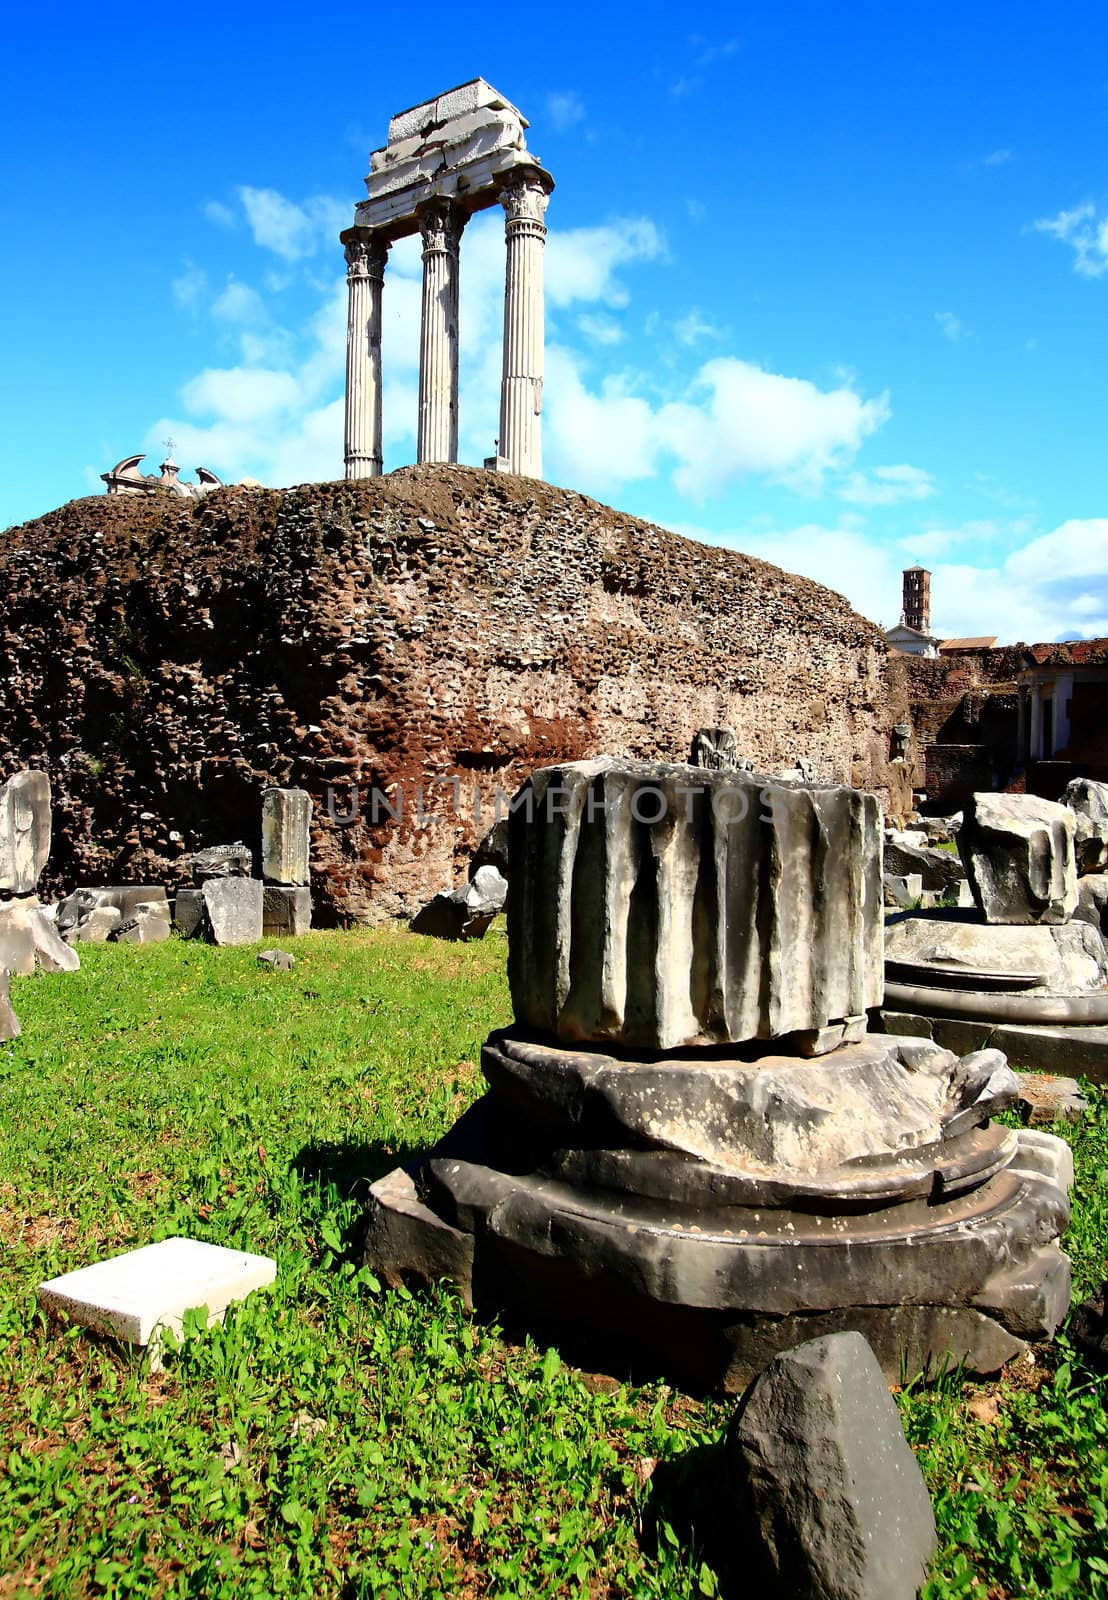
top-left (2, 0), bottom-right (1106, 642)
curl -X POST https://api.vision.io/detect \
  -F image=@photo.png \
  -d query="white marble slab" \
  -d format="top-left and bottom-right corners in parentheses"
top-left (37, 1236), bottom-right (276, 1347)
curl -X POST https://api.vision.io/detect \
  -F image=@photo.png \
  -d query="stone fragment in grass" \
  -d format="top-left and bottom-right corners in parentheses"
top-left (1062, 777), bottom-right (1108, 875)
top-left (262, 885), bottom-right (312, 938)
top-left (202, 878), bottom-right (263, 946)
top-left (0, 900), bottom-right (36, 976)
top-left (173, 887), bottom-right (205, 938)
top-left (1016, 1072), bottom-right (1088, 1126)
top-left (0, 966), bottom-right (19, 1041)
top-left (28, 906), bottom-right (80, 972)
top-left (36, 1237), bottom-right (277, 1363)
top-left (727, 1331), bottom-right (937, 1600)
top-left (257, 948), bottom-right (295, 971)
top-left (111, 903), bottom-right (172, 945)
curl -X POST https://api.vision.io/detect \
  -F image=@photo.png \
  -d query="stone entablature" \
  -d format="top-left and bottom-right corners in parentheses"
top-left (342, 79), bottom-right (554, 483)
top-left (102, 454), bottom-right (222, 499)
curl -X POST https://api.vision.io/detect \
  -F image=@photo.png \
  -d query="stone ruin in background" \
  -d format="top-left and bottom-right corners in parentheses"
top-left (364, 758), bottom-right (1073, 1388)
top-left (341, 79), bottom-right (553, 480)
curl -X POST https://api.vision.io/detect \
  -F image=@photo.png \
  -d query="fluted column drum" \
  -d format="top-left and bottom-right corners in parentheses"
top-left (506, 758), bottom-right (884, 1050)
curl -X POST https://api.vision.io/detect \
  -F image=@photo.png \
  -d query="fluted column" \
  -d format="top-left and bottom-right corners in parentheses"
top-left (498, 170), bottom-right (551, 479)
top-left (342, 228), bottom-right (389, 479)
top-left (416, 199), bottom-right (465, 464)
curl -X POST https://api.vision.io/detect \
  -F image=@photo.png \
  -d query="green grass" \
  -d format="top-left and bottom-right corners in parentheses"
top-left (1, 931), bottom-right (1107, 1598)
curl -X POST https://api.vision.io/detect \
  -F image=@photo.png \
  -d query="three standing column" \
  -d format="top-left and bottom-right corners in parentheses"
top-left (342, 227), bottom-right (389, 479)
top-left (416, 198), bottom-right (466, 464)
top-left (498, 170), bottom-right (551, 479)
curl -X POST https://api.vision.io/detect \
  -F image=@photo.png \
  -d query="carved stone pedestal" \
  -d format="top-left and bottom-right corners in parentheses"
top-left (361, 760), bottom-right (1073, 1387)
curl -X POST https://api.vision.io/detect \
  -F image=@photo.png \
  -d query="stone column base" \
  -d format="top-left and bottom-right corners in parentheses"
top-left (361, 1027), bottom-right (1073, 1389)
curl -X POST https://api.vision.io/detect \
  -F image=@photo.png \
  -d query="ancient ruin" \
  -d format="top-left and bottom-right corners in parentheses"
top-left (342, 80), bottom-right (553, 479)
top-left (881, 784), bottom-right (1108, 1077)
top-left (101, 452), bottom-right (222, 499)
top-left (0, 471), bottom-right (910, 923)
top-left (363, 758), bottom-right (1073, 1388)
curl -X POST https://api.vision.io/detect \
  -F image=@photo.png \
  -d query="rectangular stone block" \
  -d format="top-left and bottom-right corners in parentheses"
top-left (37, 1237), bottom-right (276, 1353)
top-left (0, 771), bottom-right (51, 894)
top-left (262, 885), bottom-right (312, 938)
top-left (0, 900), bottom-right (36, 976)
top-left (173, 887), bottom-right (205, 938)
top-left (202, 877), bottom-right (263, 946)
top-left (261, 788), bottom-right (312, 885)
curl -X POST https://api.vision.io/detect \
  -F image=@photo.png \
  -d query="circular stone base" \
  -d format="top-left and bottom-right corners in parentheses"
top-left (361, 1032), bottom-right (1074, 1386)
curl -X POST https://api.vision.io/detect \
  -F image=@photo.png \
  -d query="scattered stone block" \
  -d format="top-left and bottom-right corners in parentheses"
top-left (959, 793), bottom-right (1077, 924)
top-left (1016, 1072), bottom-right (1088, 1126)
top-left (36, 1236), bottom-right (277, 1362)
top-left (1073, 873), bottom-right (1108, 936)
top-left (111, 904), bottom-right (171, 945)
top-left (884, 838), bottom-right (966, 893)
top-left (257, 948), bottom-right (295, 971)
top-left (470, 818), bottom-right (509, 879)
top-left (262, 885), bottom-right (312, 938)
top-left (189, 843), bottom-right (253, 883)
top-left (0, 901), bottom-right (36, 976)
top-left (0, 771), bottom-right (51, 895)
top-left (918, 813), bottom-right (962, 845)
top-left (884, 915), bottom-right (1108, 995)
top-left (410, 866), bottom-right (507, 943)
top-left (77, 906), bottom-right (122, 943)
top-left (173, 887), bottom-right (205, 938)
top-left (202, 877), bottom-right (263, 946)
top-left (28, 907), bottom-right (80, 972)
top-left (884, 873), bottom-right (923, 908)
top-left (1062, 777), bottom-right (1108, 874)
top-left (726, 1332), bottom-right (937, 1600)
top-left (261, 788), bottom-right (312, 886)
top-left (690, 726), bottom-right (741, 770)
top-left (0, 967), bottom-right (20, 1042)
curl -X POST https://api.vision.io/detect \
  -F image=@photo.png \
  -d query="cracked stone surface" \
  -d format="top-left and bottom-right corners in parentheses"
top-left (959, 793), bottom-right (1078, 924)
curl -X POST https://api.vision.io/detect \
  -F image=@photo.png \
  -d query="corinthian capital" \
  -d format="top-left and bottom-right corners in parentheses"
top-left (499, 171), bottom-right (550, 228)
top-left (417, 198), bottom-right (466, 256)
top-left (342, 228), bottom-right (389, 280)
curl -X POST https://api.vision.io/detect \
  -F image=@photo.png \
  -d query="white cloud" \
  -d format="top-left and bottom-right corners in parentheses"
top-left (171, 261), bottom-right (207, 309)
top-left (576, 313), bottom-right (625, 347)
top-left (204, 199), bottom-right (237, 229)
top-left (658, 360), bottom-right (889, 499)
top-left (838, 464), bottom-right (936, 506)
top-left (1006, 518), bottom-right (1108, 583)
top-left (211, 279), bottom-right (267, 324)
top-left (545, 219), bottom-right (665, 308)
top-left (673, 309), bottom-right (723, 346)
top-left (983, 148), bottom-right (1012, 167)
top-left (1034, 202), bottom-right (1108, 278)
top-left (237, 186), bottom-right (347, 262)
top-left (935, 310), bottom-right (964, 341)
top-left (679, 515), bottom-right (1108, 643)
top-left (182, 367), bottom-right (301, 424)
top-left (545, 91), bottom-right (585, 132)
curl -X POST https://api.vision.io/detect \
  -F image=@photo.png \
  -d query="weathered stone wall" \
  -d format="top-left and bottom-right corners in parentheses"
top-left (889, 649), bottom-right (1023, 810)
top-left (0, 467), bottom-right (909, 921)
